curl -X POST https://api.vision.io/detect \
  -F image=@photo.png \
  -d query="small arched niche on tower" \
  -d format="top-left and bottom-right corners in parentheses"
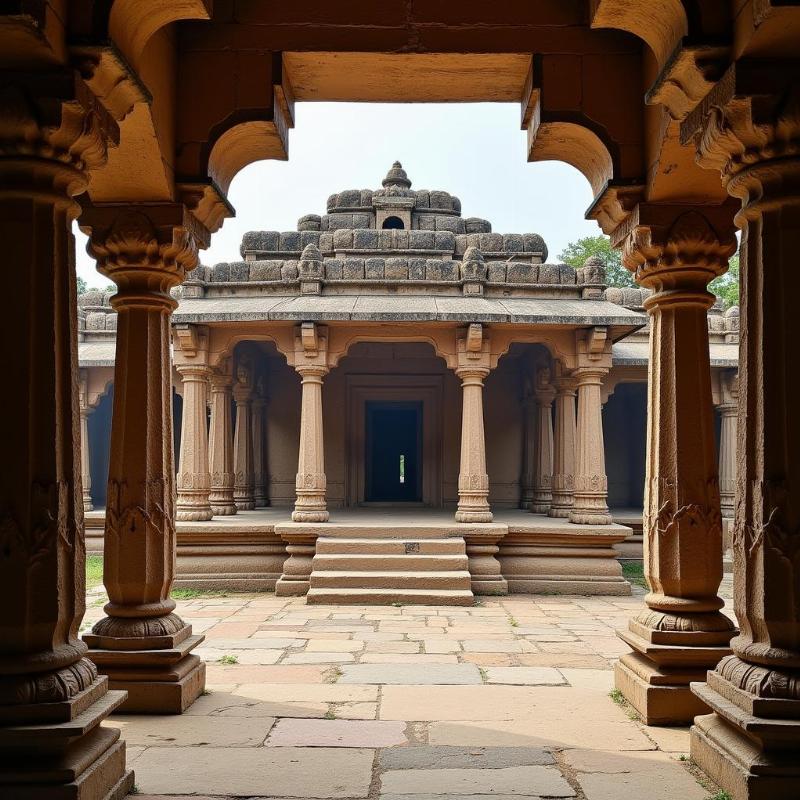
top-left (382, 215), bottom-right (405, 230)
top-left (373, 161), bottom-right (414, 230)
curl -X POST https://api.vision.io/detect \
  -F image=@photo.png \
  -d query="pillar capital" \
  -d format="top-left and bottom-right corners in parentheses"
top-left (79, 201), bottom-right (209, 300)
top-left (533, 365), bottom-right (556, 405)
top-left (617, 203), bottom-right (738, 294)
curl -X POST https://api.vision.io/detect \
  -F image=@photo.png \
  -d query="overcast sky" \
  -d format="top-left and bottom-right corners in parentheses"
top-left (74, 102), bottom-right (600, 288)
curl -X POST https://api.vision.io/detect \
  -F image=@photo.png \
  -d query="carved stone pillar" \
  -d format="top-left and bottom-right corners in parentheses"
top-left (570, 335), bottom-right (612, 525)
top-left (455, 324), bottom-right (493, 523)
top-left (715, 371), bottom-right (738, 521)
top-left (291, 323), bottom-right (329, 523)
top-left (549, 369), bottom-right (578, 518)
top-left (233, 360), bottom-right (255, 511)
top-left (175, 326), bottom-right (212, 521)
top-left (252, 378), bottom-right (268, 507)
top-left (613, 204), bottom-right (737, 725)
top-left (0, 74), bottom-right (134, 797)
top-left (530, 367), bottom-right (555, 514)
top-left (79, 371), bottom-right (94, 512)
top-left (208, 365), bottom-right (237, 516)
top-left (80, 202), bottom-right (207, 714)
top-left (681, 64), bottom-right (800, 797)
top-left (520, 376), bottom-right (536, 509)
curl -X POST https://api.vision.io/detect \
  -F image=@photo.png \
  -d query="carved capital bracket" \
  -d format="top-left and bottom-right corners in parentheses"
top-left (534, 365), bottom-right (557, 405)
top-left (585, 180), bottom-right (646, 237)
top-left (173, 324), bottom-right (209, 365)
top-left (79, 201), bottom-right (209, 297)
top-left (0, 70), bottom-right (119, 202)
top-left (290, 322), bottom-right (330, 375)
top-left (681, 61), bottom-right (800, 210)
top-left (612, 203), bottom-right (737, 293)
top-left (456, 323), bottom-right (491, 373)
top-left (576, 327), bottom-right (613, 370)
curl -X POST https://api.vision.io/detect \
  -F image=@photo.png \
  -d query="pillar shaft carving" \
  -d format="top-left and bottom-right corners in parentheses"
top-left (175, 364), bottom-right (212, 521)
top-left (208, 366), bottom-right (236, 515)
top-left (549, 371), bottom-right (577, 518)
top-left (716, 370), bottom-right (738, 520)
top-left (233, 361), bottom-right (255, 511)
top-left (455, 325), bottom-right (493, 523)
top-left (79, 373), bottom-right (94, 513)
top-left (520, 384), bottom-right (537, 509)
top-left (680, 63), bottom-right (800, 795)
top-left (614, 204), bottom-right (737, 725)
top-left (0, 72), bottom-right (133, 796)
top-left (570, 335), bottom-right (612, 525)
top-left (530, 368), bottom-right (555, 514)
top-left (291, 323), bottom-right (329, 523)
top-left (79, 202), bottom-right (206, 713)
top-left (252, 382), bottom-right (268, 508)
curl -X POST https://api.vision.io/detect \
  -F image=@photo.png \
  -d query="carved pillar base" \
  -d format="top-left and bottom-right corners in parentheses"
top-left (464, 534), bottom-right (508, 595)
top-left (275, 534), bottom-right (317, 596)
top-left (691, 661), bottom-right (800, 800)
top-left (614, 610), bottom-right (734, 725)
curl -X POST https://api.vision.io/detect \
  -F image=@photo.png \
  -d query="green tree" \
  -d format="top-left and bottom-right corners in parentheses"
top-left (709, 253), bottom-right (739, 308)
top-left (557, 235), bottom-right (636, 288)
top-left (77, 276), bottom-right (87, 294)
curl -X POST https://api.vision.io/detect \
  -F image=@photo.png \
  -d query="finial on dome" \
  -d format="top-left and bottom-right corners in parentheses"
top-left (382, 161), bottom-right (412, 189)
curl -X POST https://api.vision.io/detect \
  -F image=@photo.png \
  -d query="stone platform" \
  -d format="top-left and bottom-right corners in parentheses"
top-left (86, 508), bottom-right (632, 603)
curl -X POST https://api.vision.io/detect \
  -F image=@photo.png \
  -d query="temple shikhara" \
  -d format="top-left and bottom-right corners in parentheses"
top-left (3, 2), bottom-right (799, 799)
top-left (78, 162), bottom-right (740, 610)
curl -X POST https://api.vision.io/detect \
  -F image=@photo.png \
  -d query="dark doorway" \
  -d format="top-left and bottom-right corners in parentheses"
top-left (382, 215), bottom-right (405, 229)
top-left (365, 401), bottom-right (422, 502)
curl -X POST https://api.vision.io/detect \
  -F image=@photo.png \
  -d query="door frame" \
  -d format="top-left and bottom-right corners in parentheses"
top-left (346, 375), bottom-right (443, 508)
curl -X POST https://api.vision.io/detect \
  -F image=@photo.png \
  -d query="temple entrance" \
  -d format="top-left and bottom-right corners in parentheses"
top-left (365, 401), bottom-right (423, 503)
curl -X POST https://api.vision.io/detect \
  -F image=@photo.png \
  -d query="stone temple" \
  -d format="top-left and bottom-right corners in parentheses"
top-left (77, 162), bottom-right (740, 606)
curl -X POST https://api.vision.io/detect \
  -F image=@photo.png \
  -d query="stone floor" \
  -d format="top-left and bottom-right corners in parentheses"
top-left (80, 584), bottom-right (732, 800)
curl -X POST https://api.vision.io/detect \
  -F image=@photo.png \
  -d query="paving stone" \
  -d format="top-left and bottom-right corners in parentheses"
top-left (339, 663), bottom-right (482, 685)
top-left (564, 749), bottom-right (707, 800)
top-left (558, 668), bottom-right (614, 691)
top-left (233, 683), bottom-right (378, 702)
top-left (133, 746), bottom-right (374, 797)
top-left (380, 765), bottom-right (574, 796)
top-left (197, 647), bottom-right (282, 665)
top-left (379, 746), bottom-right (554, 770)
top-left (460, 640), bottom-right (524, 653)
top-left (185, 691), bottom-right (328, 718)
top-left (205, 664), bottom-right (328, 684)
top-left (305, 639), bottom-right (365, 652)
top-left (640, 724), bottom-right (692, 754)
top-left (267, 718), bottom-right (408, 747)
top-left (107, 715), bottom-right (274, 747)
top-left (485, 667), bottom-right (566, 685)
top-left (283, 652), bottom-right (357, 664)
top-left (333, 701), bottom-right (378, 720)
top-left (359, 653), bottom-right (459, 664)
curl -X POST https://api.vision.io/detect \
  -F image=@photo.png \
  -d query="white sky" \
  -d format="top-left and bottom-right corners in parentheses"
top-left (74, 102), bottom-right (600, 288)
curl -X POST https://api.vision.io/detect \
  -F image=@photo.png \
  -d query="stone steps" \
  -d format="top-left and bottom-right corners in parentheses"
top-left (307, 536), bottom-right (475, 606)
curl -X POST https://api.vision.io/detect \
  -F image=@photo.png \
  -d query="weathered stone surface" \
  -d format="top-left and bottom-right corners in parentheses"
top-left (107, 714), bottom-right (274, 746)
top-left (249, 260), bottom-right (283, 281)
top-left (379, 746), bottom-right (555, 770)
top-left (339, 664), bottom-right (482, 685)
top-left (266, 718), bottom-right (408, 747)
top-left (484, 667), bottom-right (566, 685)
top-left (366, 257), bottom-right (385, 279)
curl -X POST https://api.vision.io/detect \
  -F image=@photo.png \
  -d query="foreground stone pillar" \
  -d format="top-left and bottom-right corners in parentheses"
top-left (570, 340), bottom-right (612, 525)
top-left (233, 361), bottom-right (255, 511)
top-left (208, 365), bottom-right (237, 515)
top-left (292, 323), bottom-right (330, 522)
top-left (80, 202), bottom-right (206, 714)
top-left (0, 74), bottom-right (133, 797)
top-left (715, 371), bottom-right (738, 521)
top-left (549, 369), bottom-right (577, 518)
top-left (683, 64), bottom-right (800, 798)
top-left (614, 205), bottom-right (737, 725)
top-left (175, 326), bottom-right (212, 521)
top-left (252, 378), bottom-right (268, 507)
top-left (79, 371), bottom-right (94, 512)
top-left (530, 367), bottom-right (555, 514)
top-left (455, 324), bottom-right (493, 523)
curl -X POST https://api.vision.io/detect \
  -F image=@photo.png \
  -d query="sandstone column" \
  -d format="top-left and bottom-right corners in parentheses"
top-left (682, 64), bottom-right (800, 797)
top-left (291, 323), bottom-right (330, 522)
top-left (549, 368), bottom-right (578, 518)
top-left (613, 205), bottom-right (737, 725)
top-left (455, 324), bottom-right (493, 523)
top-left (80, 202), bottom-right (207, 714)
top-left (252, 377), bottom-right (268, 507)
top-left (0, 74), bottom-right (134, 797)
top-left (520, 376), bottom-right (536, 509)
top-left (79, 371), bottom-right (94, 512)
top-left (233, 359), bottom-right (255, 511)
top-left (570, 333), bottom-right (612, 525)
top-left (175, 325), bottom-right (212, 521)
top-left (208, 365), bottom-right (237, 515)
top-left (530, 367), bottom-right (555, 514)
top-left (715, 370), bottom-right (738, 521)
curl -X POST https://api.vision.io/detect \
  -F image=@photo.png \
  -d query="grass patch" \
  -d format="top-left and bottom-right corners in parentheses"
top-left (609, 688), bottom-right (625, 705)
top-left (708, 793), bottom-right (732, 800)
top-left (622, 560), bottom-right (648, 589)
top-left (478, 667), bottom-right (489, 683)
top-left (218, 654), bottom-right (238, 665)
top-left (324, 709), bottom-right (336, 720)
top-left (86, 555), bottom-right (104, 590)
top-left (171, 587), bottom-right (230, 600)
